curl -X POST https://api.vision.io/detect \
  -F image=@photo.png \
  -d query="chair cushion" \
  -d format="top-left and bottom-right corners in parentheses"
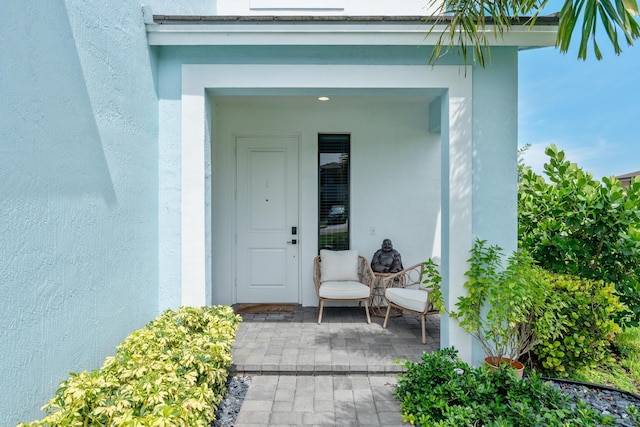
top-left (318, 281), bottom-right (370, 299)
top-left (386, 287), bottom-right (430, 313)
top-left (320, 249), bottom-right (359, 282)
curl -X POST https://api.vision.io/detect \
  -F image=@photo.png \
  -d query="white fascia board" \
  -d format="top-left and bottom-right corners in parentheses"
top-left (146, 22), bottom-right (558, 47)
top-left (249, 0), bottom-right (345, 9)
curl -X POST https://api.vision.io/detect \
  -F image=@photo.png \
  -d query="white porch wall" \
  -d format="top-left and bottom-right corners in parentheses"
top-left (211, 98), bottom-right (441, 307)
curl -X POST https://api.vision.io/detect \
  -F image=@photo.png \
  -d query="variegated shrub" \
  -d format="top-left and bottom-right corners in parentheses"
top-left (19, 305), bottom-right (241, 427)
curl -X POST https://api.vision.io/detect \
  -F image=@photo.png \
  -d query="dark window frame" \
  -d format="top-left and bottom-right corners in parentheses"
top-left (318, 134), bottom-right (350, 252)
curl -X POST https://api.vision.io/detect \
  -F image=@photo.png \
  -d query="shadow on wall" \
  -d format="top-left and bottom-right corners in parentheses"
top-left (0, 1), bottom-right (116, 206)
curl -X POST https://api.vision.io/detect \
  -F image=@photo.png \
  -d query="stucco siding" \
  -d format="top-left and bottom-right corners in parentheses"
top-left (155, 46), bottom-right (461, 310)
top-left (1, 1), bottom-right (158, 424)
top-left (144, 0), bottom-right (217, 16)
top-left (158, 49), bottom-right (184, 311)
top-left (156, 47), bottom-right (508, 369)
top-left (471, 46), bottom-right (519, 363)
top-left (156, 44), bottom-right (464, 307)
top-left (472, 47), bottom-right (519, 254)
top-left (0, 1), bottom-right (539, 421)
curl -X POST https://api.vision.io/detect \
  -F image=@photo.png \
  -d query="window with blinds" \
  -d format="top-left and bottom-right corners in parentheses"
top-left (318, 134), bottom-right (350, 252)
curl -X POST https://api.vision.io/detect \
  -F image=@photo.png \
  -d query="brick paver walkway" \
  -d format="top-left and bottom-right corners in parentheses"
top-left (230, 306), bottom-right (440, 426)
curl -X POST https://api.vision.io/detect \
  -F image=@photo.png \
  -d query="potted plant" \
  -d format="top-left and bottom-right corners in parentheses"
top-left (451, 239), bottom-right (542, 378)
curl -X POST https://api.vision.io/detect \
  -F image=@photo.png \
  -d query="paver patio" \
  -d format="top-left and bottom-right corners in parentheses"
top-left (230, 305), bottom-right (440, 426)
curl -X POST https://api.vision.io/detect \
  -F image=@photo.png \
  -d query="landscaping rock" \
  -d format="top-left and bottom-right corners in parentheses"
top-left (548, 380), bottom-right (640, 427)
top-left (210, 374), bottom-right (640, 426)
top-left (211, 375), bottom-right (251, 427)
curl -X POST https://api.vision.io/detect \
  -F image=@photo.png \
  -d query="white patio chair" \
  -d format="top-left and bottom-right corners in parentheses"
top-left (382, 257), bottom-right (440, 344)
top-left (313, 249), bottom-right (374, 324)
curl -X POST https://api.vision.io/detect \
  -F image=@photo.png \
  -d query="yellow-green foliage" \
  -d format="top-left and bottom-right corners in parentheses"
top-left (19, 306), bottom-right (241, 427)
top-left (532, 271), bottom-right (624, 376)
top-left (569, 327), bottom-right (640, 394)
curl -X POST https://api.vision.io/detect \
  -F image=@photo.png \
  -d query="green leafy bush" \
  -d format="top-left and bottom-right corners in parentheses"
top-left (519, 144), bottom-right (640, 326)
top-left (425, 237), bottom-right (623, 377)
top-left (532, 270), bottom-right (624, 376)
top-left (452, 240), bottom-right (546, 362)
top-left (394, 348), bottom-right (612, 426)
top-left (19, 306), bottom-right (241, 427)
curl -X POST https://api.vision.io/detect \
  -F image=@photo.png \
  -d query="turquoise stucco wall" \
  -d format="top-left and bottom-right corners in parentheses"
top-left (472, 48), bottom-right (519, 254)
top-left (0, 5), bottom-right (519, 418)
top-left (471, 48), bottom-right (519, 364)
top-left (0, 1), bottom-right (159, 424)
top-left (437, 48), bottom-right (519, 365)
top-left (144, 0), bottom-right (217, 15)
top-left (155, 44), bottom-right (452, 310)
top-left (156, 45), bottom-right (519, 313)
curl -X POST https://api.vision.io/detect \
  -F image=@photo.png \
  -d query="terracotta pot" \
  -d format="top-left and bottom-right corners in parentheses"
top-left (484, 356), bottom-right (524, 379)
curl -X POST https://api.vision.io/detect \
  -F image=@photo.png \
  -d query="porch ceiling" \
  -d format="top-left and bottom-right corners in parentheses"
top-left (209, 93), bottom-right (437, 107)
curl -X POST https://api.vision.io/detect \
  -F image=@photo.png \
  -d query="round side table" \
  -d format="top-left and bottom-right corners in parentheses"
top-left (370, 272), bottom-right (403, 318)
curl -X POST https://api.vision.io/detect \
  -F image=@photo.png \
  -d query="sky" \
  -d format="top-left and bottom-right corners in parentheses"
top-left (518, 1), bottom-right (640, 180)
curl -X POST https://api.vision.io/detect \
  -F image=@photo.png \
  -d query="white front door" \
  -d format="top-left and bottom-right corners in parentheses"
top-left (236, 136), bottom-right (299, 303)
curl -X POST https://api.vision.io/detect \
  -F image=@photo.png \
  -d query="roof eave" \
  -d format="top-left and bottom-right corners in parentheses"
top-left (146, 15), bottom-right (559, 48)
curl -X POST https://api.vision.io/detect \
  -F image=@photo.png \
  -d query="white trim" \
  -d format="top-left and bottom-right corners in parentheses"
top-left (181, 63), bottom-right (474, 361)
top-left (181, 68), bottom-right (207, 307)
top-left (185, 64), bottom-right (466, 89)
top-left (148, 22), bottom-right (557, 47)
top-left (445, 92), bottom-right (473, 361)
top-left (250, 0), bottom-right (345, 10)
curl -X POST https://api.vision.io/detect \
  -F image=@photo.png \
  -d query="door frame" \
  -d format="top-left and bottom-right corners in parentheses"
top-left (234, 134), bottom-right (301, 304)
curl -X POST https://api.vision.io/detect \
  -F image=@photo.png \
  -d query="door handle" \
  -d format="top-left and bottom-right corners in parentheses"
top-left (287, 239), bottom-right (297, 245)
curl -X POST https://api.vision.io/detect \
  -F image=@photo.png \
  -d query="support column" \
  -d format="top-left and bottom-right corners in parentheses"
top-left (181, 66), bottom-right (207, 307)
top-left (439, 84), bottom-right (475, 364)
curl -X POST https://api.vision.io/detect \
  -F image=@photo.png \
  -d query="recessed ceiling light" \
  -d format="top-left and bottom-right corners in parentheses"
top-left (318, 96), bottom-right (330, 101)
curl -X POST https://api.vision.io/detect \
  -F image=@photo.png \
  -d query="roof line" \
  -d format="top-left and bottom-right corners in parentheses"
top-left (146, 14), bottom-right (559, 48)
top-left (152, 14), bottom-right (560, 25)
top-left (617, 171), bottom-right (640, 179)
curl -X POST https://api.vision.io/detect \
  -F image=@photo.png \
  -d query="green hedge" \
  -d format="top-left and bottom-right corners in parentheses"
top-left (395, 348), bottom-right (609, 426)
top-left (532, 270), bottom-right (624, 376)
top-left (19, 306), bottom-right (241, 427)
top-left (518, 144), bottom-right (640, 326)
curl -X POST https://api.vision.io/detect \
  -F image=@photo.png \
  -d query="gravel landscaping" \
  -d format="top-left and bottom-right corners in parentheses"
top-left (212, 374), bottom-right (640, 426)
top-left (212, 375), bottom-right (252, 427)
top-left (547, 379), bottom-right (640, 426)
